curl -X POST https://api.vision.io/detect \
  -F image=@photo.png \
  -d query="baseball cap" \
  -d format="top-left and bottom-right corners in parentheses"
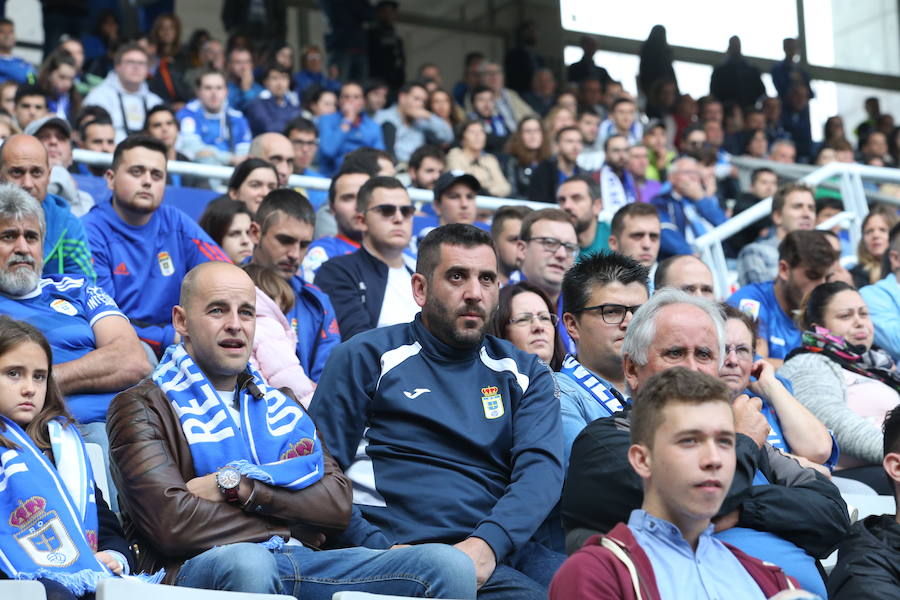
top-left (433, 171), bottom-right (480, 203)
top-left (24, 116), bottom-right (72, 138)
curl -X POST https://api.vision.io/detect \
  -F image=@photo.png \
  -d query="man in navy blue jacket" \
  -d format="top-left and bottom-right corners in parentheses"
top-left (315, 176), bottom-right (417, 339)
top-left (311, 223), bottom-right (565, 599)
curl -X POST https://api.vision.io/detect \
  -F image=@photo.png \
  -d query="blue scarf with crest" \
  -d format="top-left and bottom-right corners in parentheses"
top-left (152, 344), bottom-right (324, 496)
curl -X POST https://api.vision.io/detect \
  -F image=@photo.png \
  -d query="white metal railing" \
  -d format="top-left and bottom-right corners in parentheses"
top-left (695, 161), bottom-right (900, 297)
top-left (71, 149), bottom-right (547, 211)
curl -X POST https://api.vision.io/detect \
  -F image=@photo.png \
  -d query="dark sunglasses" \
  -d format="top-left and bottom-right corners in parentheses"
top-left (366, 204), bottom-right (415, 219)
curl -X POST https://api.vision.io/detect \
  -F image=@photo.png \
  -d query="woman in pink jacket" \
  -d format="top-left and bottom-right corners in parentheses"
top-left (243, 264), bottom-right (316, 407)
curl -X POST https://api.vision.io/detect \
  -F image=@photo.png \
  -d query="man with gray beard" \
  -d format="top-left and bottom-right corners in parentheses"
top-left (0, 182), bottom-right (149, 508)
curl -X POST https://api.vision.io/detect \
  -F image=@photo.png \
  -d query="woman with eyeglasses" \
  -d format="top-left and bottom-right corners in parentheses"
top-left (720, 304), bottom-right (835, 475)
top-left (780, 281), bottom-right (900, 493)
top-left (490, 282), bottom-right (565, 371)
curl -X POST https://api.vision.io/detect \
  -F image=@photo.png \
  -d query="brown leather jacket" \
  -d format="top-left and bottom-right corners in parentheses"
top-left (106, 375), bottom-right (352, 583)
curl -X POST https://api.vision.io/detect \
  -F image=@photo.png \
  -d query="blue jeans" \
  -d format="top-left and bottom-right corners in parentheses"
top-left (476, 540), bottom-right (565, 599)
top-left (175, 542), bottom-right (476, 599)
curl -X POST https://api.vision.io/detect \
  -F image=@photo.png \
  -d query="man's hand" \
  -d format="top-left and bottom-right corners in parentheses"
top-left (732, 394), bottom-right (769, 448)
top-left (408, 107), bottom-right (432, 121)
top-left (186, 473), bottom-right (223, 502)
top-left (239, 68), bottom-right (254, 91)
top-left (713, 508), bottom-right (740, 533)
top-left (454, 537), bottom-right (496, 589)
top-left (95, 551), bottom-right (123, 574)
top-left (341, 106), bottom-right (359, 130)
top-left (680, 175), bottom-right (705, 201)
top-left (701, 166), bottom-right (717, 197)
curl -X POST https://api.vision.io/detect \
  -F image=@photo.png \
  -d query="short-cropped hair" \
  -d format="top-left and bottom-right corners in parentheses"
top-left (111, 135), bottom-right (167, 172)
top-left (0, 182), bottom-right (44, 236)
top-left (630, 367), bottom-right (731, 448)
top-left (560, 173), bottom-right (599, 200)
top-left (490, 205), bottom-right (532, 240)
top-left (610, 202), bottom-right (659, 238)
top-left (778, 229), bottom-right (837, 272)
top-left (772, 182), bottom-right (814, 215)
top-left (194, 67), bottom-right (227, 89)
top-left (284, 116), bottom-right (318, 138)
top-left (883, 404), bottom-right (900, 458)
top-left (562, 251), bottom-right (649, 314)
top-left (14, 84), bottom-right (48, 105)
top-left (622, 288), bottom-right (725, 368)
top-left (114, 42), bottom-right (148, 65)
top-left (519, 208), bottom-right (571, 242)
top-left (750, 167), bottom-right (776, 186)
top-left (409, 145), bottom-right (445, 171)
top-left (254, 188), bottom-right (315, 235)
top-left (416, 223), bottom-right (495, 282)
top-left (356, 175), bottom-right (407, 212)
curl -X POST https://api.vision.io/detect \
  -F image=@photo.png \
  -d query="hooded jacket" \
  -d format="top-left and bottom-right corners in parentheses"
top-left (550, 524), bottom-right (798, 600)
top-left (83, 71), bottom-right (163, 142)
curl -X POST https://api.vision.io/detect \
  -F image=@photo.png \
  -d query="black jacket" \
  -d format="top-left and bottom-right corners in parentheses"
top-left (561, 408), bottom-right (849, 558)
top-left (315, 245), bottom-right (412, 340)
top-left (527, 159), bottom-right (561, 204)
top-left (828, 514), bottom-right (900, 599)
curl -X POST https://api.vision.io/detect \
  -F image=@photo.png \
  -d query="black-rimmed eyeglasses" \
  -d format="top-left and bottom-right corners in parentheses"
top-left (572, 303), bottom-right (642, 325)
top-left (524, 236), bottom-right (579, 256)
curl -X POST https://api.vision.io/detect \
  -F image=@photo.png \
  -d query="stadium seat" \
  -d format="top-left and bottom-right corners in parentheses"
top-left (85, 442), bottom-right (111, 507)
top-left (332, 594), bottom-right (465, 600)
top-left (0, 580), bottom-right (47, 599)
top-left (96, 578), bottom-right (293, 599)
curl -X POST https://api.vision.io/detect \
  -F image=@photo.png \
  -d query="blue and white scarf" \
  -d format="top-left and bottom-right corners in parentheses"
top-left (0, 416), bottom-right (107, 593)
top-left (559, 355), bottom-right (627, 416)
top-left (152, 344), bottom-right (324, 494)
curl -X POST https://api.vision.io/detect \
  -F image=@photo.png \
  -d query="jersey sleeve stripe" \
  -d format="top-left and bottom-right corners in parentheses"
top-left (88, 310), bottom-right (127, 327)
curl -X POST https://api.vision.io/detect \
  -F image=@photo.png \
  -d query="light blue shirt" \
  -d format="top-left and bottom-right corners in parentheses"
top-left (860, 273), bottom-right (900, 364)
top-left (556, 367), bottom-right (626, 468)
top-left (628, 509), bottom-right (766, 600)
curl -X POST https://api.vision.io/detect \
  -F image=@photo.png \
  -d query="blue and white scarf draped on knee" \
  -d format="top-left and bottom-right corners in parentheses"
top-left (0, 417), bottom-right (159, 593)
top-left (153, 344), bottom-right (324, 493)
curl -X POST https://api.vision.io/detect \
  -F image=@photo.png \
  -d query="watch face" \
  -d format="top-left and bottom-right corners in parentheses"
top-left (218, 467), bottom-right (241, 489)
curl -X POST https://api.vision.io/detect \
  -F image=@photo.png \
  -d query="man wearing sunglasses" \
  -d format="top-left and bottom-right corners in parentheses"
top-left (316, 176), bottom-right (419, 339)
top-left (557, 251), bottom-right (650, 466)
top-left (249, 188), bottom-right (340, 382)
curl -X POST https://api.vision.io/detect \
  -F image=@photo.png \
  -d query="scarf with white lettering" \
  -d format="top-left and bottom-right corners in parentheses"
top-left (152, 344), bottom-right (324, 493)
top-left (0, 417), bottom-right (106, 593)
top-left (559, 355), bottom-right (626, 416)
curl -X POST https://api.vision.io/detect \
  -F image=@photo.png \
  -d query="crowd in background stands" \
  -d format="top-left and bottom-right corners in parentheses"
top-left (2, 6), bottom-right (900, 599)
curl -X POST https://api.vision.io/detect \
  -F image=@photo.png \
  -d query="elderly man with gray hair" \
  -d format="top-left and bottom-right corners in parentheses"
top-left (0, 182), bottom-right (150, 509)
top-left (561, 289), bottom-right (848, 597)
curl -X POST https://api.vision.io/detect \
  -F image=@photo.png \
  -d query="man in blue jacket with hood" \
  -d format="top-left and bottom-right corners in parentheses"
top-left (0, 134), bottom-right (95, 282)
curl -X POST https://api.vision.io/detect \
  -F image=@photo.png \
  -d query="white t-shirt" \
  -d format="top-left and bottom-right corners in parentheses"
top-left (376, 266), bottom-right (421, 328)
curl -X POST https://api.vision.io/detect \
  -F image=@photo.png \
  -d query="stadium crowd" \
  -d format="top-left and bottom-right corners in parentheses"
top-left (1, 7), bottom-right (900, 599)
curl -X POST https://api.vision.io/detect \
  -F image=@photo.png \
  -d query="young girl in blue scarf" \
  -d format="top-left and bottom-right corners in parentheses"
top-left (0, 317), bottom-right (134, 600)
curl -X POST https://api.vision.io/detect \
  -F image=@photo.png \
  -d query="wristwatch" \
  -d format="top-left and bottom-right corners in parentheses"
top-left (216, 466), bottom-right (241, 503)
